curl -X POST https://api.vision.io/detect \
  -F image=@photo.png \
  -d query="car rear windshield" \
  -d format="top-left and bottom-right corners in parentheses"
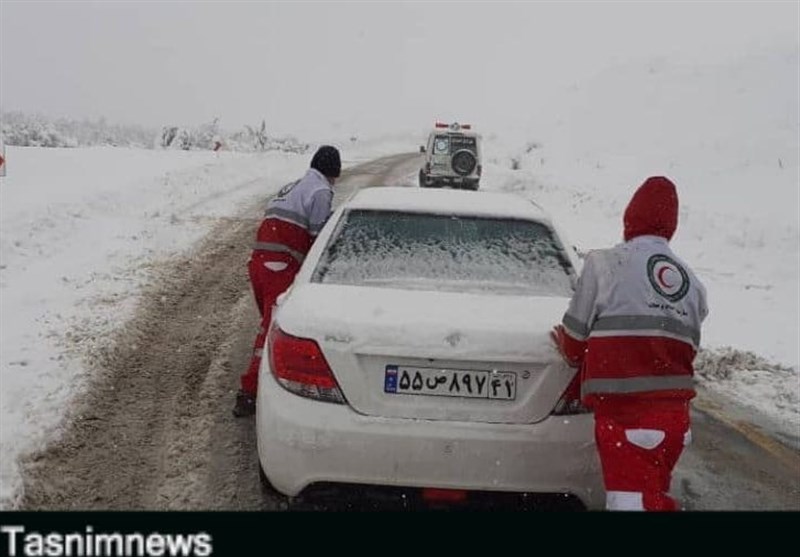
top-left (311, 210), bottom-right (575, 296)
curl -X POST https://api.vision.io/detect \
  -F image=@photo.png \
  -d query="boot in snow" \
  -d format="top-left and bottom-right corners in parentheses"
top-left (232, 389), bottom-right (256, 418)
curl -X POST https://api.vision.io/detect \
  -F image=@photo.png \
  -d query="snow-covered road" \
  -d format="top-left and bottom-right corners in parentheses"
top-left (2, 146), bottom-right (797, 510)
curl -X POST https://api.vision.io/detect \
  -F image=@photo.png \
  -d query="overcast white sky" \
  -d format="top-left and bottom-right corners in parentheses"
top-left (1, 1), bottom-right (798, 138)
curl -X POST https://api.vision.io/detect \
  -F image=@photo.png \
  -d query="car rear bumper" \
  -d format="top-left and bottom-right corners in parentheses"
top-left (420, 173), bottom-right (479, 187)
top-left (256, 366), bottom-right (605, 509)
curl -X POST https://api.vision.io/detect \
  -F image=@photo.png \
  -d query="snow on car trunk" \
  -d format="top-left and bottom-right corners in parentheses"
top-left (275, 283), bottom-right (576, 424)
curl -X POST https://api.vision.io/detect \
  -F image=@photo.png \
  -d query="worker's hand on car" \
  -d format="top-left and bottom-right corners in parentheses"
top-left (550, 325), bottom-right (564, 351)
top-left (551, 324), bottom-right (586, 368)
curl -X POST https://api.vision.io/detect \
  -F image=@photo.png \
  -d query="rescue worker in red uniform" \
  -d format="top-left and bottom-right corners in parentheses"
top-left (552, 176), bottom-right (708, 510)
top-left (233, 145), bottom-right (341, 417)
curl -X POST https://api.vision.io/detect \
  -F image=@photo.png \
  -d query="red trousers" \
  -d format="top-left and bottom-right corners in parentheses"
top-left (240, 252), bottom-right (300, 394)
top-left (593, 399), bottom-right (691, 511)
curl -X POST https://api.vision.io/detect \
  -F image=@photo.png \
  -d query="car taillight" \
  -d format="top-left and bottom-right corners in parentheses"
top-left (269, 327), bottom-right (345, 404)
top-left (422, 488), bottom-right (467, 504)
top-left (551, 371), bottom-right (590, 415)
top-left (477, 164), bottom-right (482, 177)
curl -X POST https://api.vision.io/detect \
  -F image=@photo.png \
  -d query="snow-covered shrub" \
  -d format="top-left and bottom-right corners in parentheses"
top-left (160, 126), bottom-right (179, 148)
top-left (224, 120), bottom-right (309, 154)
top-left (2, 111), bottom-right (309, 154)
top-left (192, 118), bottom-right (221, 150)
top-left (1, 113), bottom-right (77, 147)
top-left (1, 112), bottom-right (156, 148)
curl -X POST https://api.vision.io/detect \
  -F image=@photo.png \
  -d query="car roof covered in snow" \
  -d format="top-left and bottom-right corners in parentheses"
top-left (343, 186), bottom-right (553, 223)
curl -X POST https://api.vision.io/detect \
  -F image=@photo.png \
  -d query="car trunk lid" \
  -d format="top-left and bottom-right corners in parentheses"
top-left (276, 284), bottom-right (576, 424)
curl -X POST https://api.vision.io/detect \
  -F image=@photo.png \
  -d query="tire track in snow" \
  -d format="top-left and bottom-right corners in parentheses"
top-left (16, 153), bottom-right (421, 510)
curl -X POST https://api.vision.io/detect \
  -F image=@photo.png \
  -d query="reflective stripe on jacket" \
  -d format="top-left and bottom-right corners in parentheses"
top-left (253, 168), bottom-right (333, 261)
top-left (561, 235), bottom-right (708, 404)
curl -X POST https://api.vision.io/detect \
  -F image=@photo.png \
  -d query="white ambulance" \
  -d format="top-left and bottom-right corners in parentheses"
top-left (419, 122), bottom-right (482, 190)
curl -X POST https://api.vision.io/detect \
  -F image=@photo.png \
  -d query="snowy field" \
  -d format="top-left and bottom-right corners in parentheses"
top-left (0, 147), bottom-right (313, 506)
top-left (474, 45), bottom-right (799, 442)
top-left (1, 44), bottom-right (798, 508)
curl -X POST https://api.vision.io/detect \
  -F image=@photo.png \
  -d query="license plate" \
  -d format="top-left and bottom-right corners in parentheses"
top-left (384, 365), bottom-right (516, 400)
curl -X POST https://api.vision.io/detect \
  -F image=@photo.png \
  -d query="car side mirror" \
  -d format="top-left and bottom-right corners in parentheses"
top-left (419, 146), bottom-right (426, 153)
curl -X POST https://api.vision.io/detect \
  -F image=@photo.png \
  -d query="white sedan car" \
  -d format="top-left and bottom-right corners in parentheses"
top-left (256, 186), bottom-right (604, 510)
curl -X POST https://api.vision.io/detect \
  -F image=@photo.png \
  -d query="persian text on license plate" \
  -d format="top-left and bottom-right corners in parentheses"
top-left (384, 365), bottom-right (516, 400)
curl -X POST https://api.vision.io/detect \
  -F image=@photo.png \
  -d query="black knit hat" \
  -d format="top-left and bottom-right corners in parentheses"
top-left (310, 145), bottom-right (341, 178)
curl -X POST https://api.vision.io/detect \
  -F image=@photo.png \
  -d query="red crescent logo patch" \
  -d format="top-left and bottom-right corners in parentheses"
top-left (657, 266), bottom-right (674, 288)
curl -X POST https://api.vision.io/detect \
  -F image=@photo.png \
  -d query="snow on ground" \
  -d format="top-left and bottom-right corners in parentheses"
top-left (1, 43), bottom-right (798, 508)
top-left (0, 147), bottom-right (311, 507)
